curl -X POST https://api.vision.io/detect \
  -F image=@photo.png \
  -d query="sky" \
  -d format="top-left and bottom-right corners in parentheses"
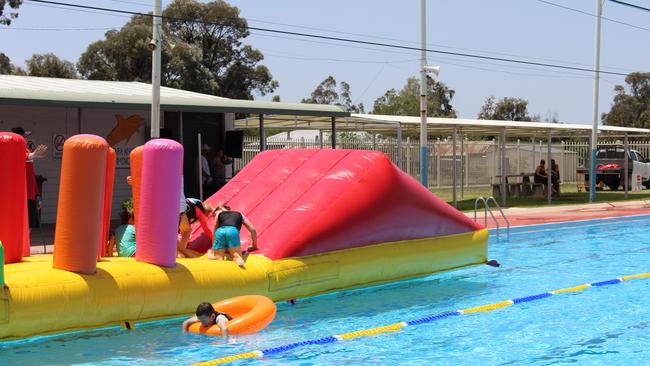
top-left (1, 0), bottom-right (649, 124)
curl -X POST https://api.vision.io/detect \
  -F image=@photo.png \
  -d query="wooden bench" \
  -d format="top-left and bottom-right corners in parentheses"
top-left (508, 183), bottom-right (522, 198)
top-left (493, 183), bottom-right (525, 198)
top-left (492, 184), bottom-right (502, 198)
top-left (531, 183), bottom-right (545, 197)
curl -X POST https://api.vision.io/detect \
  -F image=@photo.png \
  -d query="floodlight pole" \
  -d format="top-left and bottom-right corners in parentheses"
top-left (589, 0), bottom-right (603, 202)
top-left (150, 0), bottom-right (163, 139)
top-left (419, 0), bottom-right (428, 188)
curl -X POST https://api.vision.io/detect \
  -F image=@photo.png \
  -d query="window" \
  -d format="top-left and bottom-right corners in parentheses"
top-left (636, 151), bottom-right (647, 162)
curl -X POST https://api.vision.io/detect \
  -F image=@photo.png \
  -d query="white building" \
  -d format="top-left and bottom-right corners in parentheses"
top-left (0, 75), bottom-right (347, 223)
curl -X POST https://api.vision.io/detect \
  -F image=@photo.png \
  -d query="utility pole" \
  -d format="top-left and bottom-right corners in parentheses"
top-left (589, 0), bottom-right (603, 202)
top-left (419, 0), bottom-right (428, 187)
top-left (150, 0), bottom-right (162, 139)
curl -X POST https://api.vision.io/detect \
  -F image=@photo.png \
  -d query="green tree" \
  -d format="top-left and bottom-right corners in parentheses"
top-left (78, 0), bottom-right (277, 99)
top-left (0, 0), bottom-right (21, 25)
top-left (26, 53), bottom-right (78, 78)
top-left (372, 76), bottom-right (456, 117)
top-left (478, 96), bottom-right (532, 121)
top-left (77, 17), bottom-right (153, 82)
top-left (602, 72), bottom-right (650, 128)
top-left (302, 76), bottom-right (364, 113)
top-left (0, 52), bottom-right (12, 74)
top-left (0, 52), bottom-right (26, 75)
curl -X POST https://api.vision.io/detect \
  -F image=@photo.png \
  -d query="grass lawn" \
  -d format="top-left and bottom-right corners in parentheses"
top-left (431, 184), bottom-right (650, 212)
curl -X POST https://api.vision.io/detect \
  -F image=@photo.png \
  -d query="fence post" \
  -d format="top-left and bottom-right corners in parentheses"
top-left (531, 136), bottom-right (536, 175)
top-left (465, 138), bottom-right (470, 188)
top-left (397, 124), bottom-right (403, 169)
top-left (558, 140), bottom-right (566, 184)
top-left (492, 139), bottom-right (497, 183)
top-left (517, 139), bottom-right (521, 173)
top-left (406, 137), bottom-right (411, 175)
top-left (436, 138), bottom-right (441, 188)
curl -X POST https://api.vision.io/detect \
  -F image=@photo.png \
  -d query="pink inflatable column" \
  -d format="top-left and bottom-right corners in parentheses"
top-left (136, 139), bottom-right (183, 267)
top-left (0, 133), bottom-right (26, 263)
top-left (98, 147), bottom-right (116, 258)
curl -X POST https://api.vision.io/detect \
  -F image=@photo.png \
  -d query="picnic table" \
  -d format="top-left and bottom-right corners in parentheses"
top-left (493, 173), bottom-right (543, 198)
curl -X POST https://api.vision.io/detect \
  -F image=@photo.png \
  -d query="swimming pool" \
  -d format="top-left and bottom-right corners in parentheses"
top-left (2, 215), bottom-right (649, 365)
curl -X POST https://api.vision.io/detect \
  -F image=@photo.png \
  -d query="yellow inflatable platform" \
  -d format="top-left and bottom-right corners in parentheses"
top-left (0, 229), bottom-right (487, 339)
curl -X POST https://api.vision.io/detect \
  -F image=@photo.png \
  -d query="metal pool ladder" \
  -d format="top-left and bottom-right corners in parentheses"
top-left (474, 196), bottom-right (510, 239)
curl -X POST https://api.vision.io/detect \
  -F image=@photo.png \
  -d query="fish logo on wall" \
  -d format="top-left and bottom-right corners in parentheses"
top-left (106, 114), bottom-right (144, 146)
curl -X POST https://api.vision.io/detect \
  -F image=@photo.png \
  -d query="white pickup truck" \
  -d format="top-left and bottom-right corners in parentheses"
top-left (584, 145), bottom-right (650, 191)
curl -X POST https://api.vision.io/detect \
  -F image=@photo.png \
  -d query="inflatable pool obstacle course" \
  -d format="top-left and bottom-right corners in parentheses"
top-left (0, 135), bottom-right (487, 340)
top-left (187, 149), bottom-right (484, 259)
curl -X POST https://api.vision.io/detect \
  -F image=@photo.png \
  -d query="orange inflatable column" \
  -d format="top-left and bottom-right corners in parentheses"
top-left (98, 147), bottom-right (116, 258)
top-left (53, 135), bottom-right (108, 274)
top-left (130, 146), bottom-right (144, 232)
top-left (0, 132), bottom-right (27, 264)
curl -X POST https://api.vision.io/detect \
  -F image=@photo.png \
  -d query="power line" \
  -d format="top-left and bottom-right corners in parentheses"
top-left (24, 1), bottom-right (132, 19)
top-left (259, 50), bottom-right (418, 65)
top-left (535, 0), bottom-right (650, 32)
top-left (608, 0), bottom-right (650, 12)
top-left (1, 26), bottom-right (113, 31)
top-left (24, 0), bottom-right (631, 77)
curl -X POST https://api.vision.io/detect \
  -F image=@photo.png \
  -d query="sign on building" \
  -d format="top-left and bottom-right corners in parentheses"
top-left (52, 134), bottom-right (66, 159)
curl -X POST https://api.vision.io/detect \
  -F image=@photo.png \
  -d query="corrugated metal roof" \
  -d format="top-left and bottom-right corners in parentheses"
top-left (236, 113), bottom-right (650, 137)
top-left (353, 114), bottom-right (650, 137)
top-left (0, 75), bottom-right (349, 117)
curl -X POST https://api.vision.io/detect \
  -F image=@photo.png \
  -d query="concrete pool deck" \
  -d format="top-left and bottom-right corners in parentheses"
top-left (466, 199), bottom-right (650, 229)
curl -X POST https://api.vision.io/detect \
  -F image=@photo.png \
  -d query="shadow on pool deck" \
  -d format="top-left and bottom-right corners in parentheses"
top-left (465, 199), bottom-right (650, 229)
top-left (29, 220), bottom-right (120, 255)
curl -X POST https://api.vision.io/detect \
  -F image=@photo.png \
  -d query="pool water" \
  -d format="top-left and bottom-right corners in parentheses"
top-left (2, 215), bottom-right (650, 365)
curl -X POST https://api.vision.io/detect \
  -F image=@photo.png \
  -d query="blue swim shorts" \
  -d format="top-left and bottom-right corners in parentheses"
top-left (212, 226), bottom-right (241, 250)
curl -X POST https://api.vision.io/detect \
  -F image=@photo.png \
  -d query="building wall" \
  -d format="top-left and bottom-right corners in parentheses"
top-left (0, 105), bottom-right (149, 224)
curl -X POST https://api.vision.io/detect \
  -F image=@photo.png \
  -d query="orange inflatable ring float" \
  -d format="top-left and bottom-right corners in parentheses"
top-left (188, 295), bottom-right (276, 336)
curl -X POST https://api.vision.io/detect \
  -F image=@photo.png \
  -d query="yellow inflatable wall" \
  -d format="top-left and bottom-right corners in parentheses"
top-left (0, 229), bottom-right (487, 339)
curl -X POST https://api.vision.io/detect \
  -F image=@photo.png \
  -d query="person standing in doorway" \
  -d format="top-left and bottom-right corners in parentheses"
top-left (201, 144), bottom-right (214, 197)
top-left (210, 148), bottom-right (232, 192)
top-left (12, 127), bottom-right (47, 231)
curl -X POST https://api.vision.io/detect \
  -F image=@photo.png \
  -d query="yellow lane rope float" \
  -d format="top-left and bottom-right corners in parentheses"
top-left (192, 272), bottom-right (650, 366)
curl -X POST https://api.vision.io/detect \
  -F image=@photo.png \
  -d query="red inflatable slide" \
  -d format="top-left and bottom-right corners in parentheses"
top-left (188, 149), bottom-right (482, 260)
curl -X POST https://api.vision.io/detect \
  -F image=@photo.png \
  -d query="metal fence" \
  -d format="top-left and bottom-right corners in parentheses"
top-left (233, 136), bottom-right (650, 189)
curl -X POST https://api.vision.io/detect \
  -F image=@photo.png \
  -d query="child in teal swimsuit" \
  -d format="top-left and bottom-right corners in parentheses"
top-left (109, 209), bottom-right (136, 257)
top-left (208, 204), bottom-right (257, 266)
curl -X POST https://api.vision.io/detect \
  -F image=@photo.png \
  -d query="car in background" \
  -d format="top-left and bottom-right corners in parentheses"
top-left (584, 145), bottom-right (650, 191)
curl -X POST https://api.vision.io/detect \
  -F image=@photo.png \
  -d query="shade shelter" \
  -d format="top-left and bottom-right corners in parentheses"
top-left (236, 113), bottom-right (650, 207)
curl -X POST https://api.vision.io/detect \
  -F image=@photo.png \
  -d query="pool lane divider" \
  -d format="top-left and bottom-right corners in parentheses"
top-left (191, 272), bottom-right (650, 366)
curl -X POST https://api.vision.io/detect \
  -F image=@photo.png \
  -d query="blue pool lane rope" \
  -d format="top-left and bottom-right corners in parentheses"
top-left (191, 272), bottom-right (650, 366)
